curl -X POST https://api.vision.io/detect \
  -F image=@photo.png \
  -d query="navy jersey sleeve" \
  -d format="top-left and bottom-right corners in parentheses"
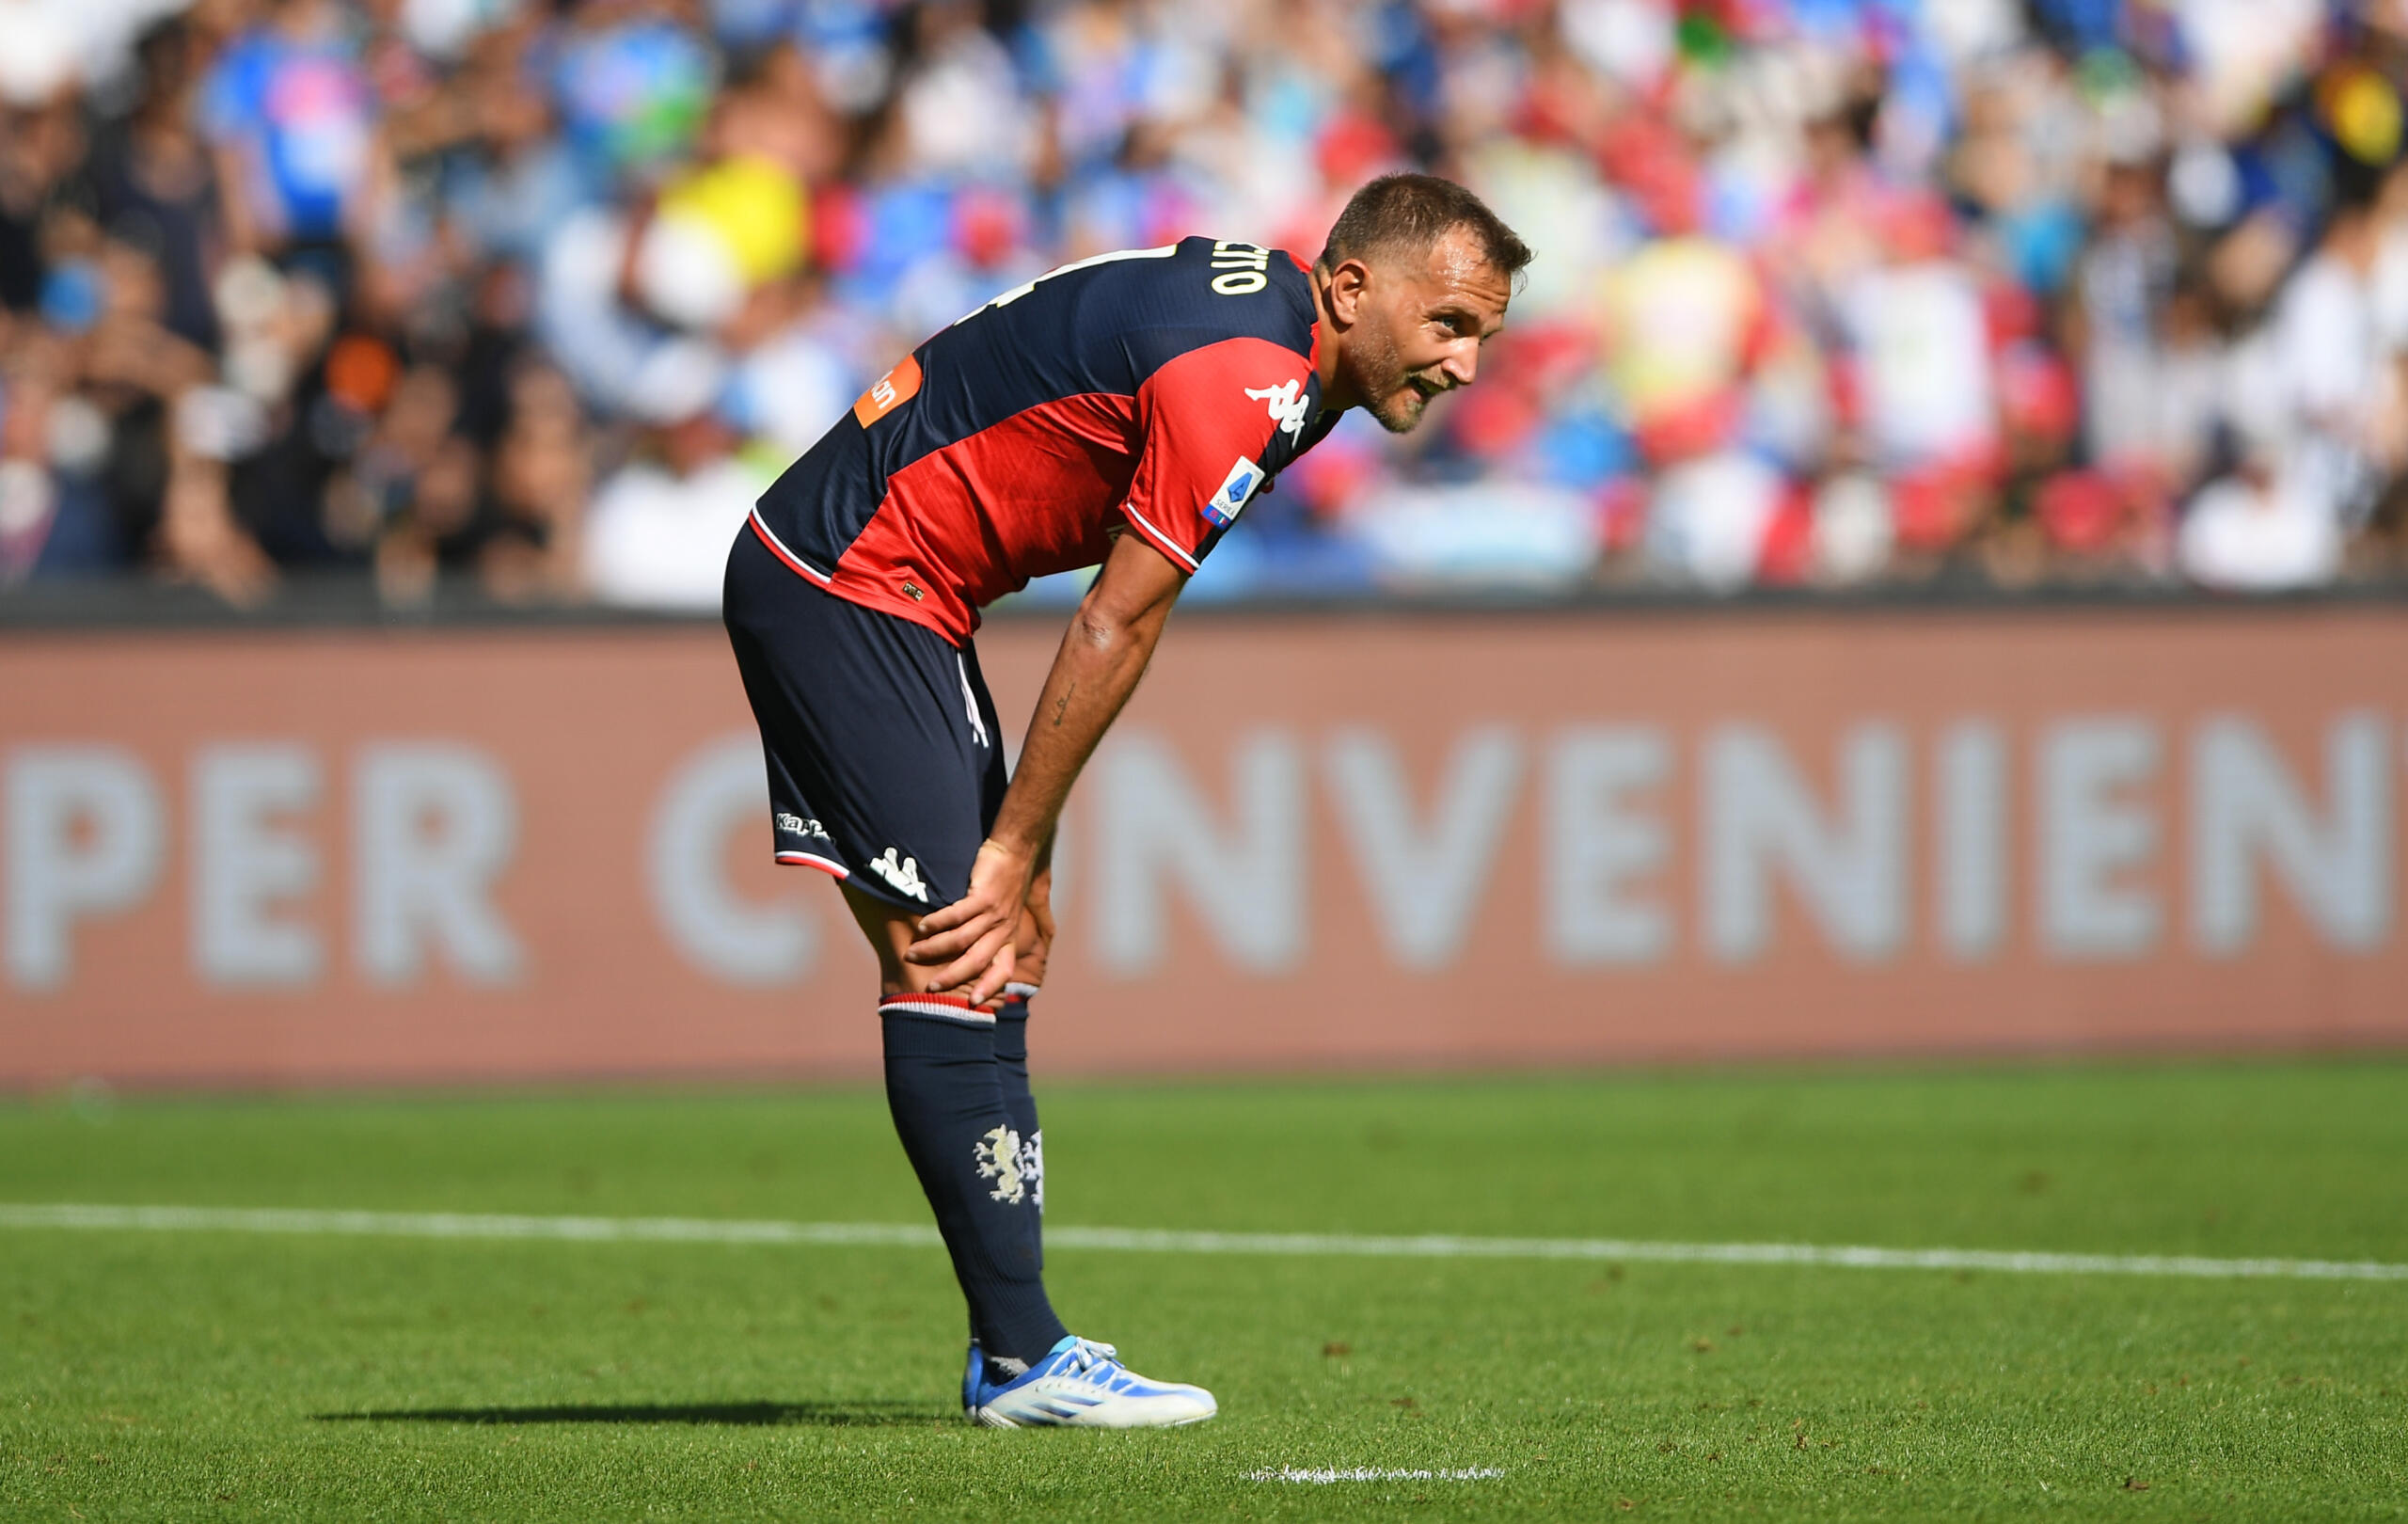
top-left (1117, 336), bottom-right (1321, 572)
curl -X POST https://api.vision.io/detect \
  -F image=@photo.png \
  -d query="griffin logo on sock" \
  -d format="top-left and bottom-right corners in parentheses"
top-left (975, 1124), bottom-right (1027, 1204)
top-left (1017, 1129), bottom-right (1045, 1210)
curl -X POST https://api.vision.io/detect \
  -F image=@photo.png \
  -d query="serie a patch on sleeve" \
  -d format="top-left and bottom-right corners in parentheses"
top-left (1203, 456), bottom-right (1262, 528)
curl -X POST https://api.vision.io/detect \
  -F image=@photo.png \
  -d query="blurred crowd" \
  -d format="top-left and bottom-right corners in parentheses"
top-left (5, 0), bottom-right (2408, 608)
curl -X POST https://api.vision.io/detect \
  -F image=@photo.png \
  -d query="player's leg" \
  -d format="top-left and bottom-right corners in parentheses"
top-left (841, 885), bottom-right (1070, 1389)
top-left (943, 642), bottom-right (1212, 1428)
top-left (990, 953), bottom-right (1043, 1398)
top-left (849, 899), bottom-right (1205, 1428)
top-left (986, 855), bottom-right (1049, 1376)
top-left (867, 861), bottom-right (1051, 1261)
top-left (826, 645), bottom-right (1067, 1381)
top-left (994, 853), bottom-right (1054, 1256)
top-left (969, 657), bottom-right (1048, 1272)
top-left (721, 529), bottom-right (1067, 1373)
top-left (724, 537), bottom-right (1211, 1425)
top-left (995, 972), bottom-right (1042, 1252)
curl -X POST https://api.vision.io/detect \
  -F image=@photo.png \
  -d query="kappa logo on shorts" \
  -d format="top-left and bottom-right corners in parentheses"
top-left (1203, 456), bottom-right (1260, 528)
top-left (974, 1123), bottom-right (1027, 1204)
top-left (867, 848), bottom-right (929, 902)
top-left (775, 812), bottom-right (828, 839)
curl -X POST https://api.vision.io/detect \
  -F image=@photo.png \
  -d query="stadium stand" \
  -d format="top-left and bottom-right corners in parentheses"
top-left (1, 0), bottom-right (2405, 607)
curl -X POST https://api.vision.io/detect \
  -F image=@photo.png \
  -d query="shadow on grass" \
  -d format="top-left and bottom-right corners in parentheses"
top-left (315, 1400), bottom-right (947, 1428)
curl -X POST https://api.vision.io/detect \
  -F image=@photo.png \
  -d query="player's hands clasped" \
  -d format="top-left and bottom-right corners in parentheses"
top-left (906, 838), bottom-right (1035, 1005)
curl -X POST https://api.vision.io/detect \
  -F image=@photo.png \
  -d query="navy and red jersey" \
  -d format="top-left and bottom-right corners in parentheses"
top-left (746, 236), bottom-right (1337, 644)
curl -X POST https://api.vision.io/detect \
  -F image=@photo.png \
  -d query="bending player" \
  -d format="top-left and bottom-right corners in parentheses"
top-left (721, 174), bottom-right (1527, 1427)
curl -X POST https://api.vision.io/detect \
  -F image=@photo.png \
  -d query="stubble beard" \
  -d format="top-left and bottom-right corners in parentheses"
top-left (1351, 321), bottom-right (1432, 435)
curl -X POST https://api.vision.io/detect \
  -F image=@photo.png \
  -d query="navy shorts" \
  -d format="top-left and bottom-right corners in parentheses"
top-left (722, 521), bottom-right (1006, 913)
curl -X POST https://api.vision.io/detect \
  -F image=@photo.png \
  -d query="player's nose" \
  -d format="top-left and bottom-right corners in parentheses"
top-left (1441, 344), bottom-right (1479, 388)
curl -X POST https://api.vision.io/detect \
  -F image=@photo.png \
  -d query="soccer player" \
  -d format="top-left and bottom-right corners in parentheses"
top-left (721, 173), bottom-right (1528, 1427)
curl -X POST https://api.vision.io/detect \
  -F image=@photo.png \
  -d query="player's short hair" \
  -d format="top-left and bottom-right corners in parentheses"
top-left (1317, 174), bottom-right (1532, 287)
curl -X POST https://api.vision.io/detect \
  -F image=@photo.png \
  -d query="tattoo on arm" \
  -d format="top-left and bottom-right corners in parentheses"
top-left (1050, 681), bottom-right (1076, 728)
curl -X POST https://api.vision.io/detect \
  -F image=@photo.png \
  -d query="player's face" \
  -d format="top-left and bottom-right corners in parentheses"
top-left (1350, 229), bottom-right (1513, 435)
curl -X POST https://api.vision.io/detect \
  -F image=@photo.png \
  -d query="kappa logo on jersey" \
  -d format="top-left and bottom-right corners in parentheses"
top-left (1245, 379), bottom-right (1311, 437)
top-left (974, 1123), bottom-right (1027, 1204)
top-left (867, 847), bottom-right (929, 901)
top-left (852, 354), bottom-right (923, 427)
top-left (1203, 456), bottom-right (1261, 528)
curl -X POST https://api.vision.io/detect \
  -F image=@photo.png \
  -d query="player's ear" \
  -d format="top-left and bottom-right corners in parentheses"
top-left (1323, 257), bottom-right (1372, 325)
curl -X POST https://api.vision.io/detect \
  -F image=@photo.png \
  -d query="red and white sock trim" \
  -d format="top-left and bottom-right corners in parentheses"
top-left (1001, 982), bottom-right (1040, 1005)
top-left (879, 992), bottom-right (997, 1025)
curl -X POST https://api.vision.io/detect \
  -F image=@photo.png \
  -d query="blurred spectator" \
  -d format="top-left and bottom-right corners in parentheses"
top-left (200, 0), bottom-right (388, 260)
top-left (2178, 454), bottom-right (2345, 591)
top-left (87, 16), bottom-right (223, 354)
top-left (580, 380), bottom-right (767, 609)
top-left (547, 0), bottom-right (715, 194)
top-left (8, 0), bottom-right (2408, 606)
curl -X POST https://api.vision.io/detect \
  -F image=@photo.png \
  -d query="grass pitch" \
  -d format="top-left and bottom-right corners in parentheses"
top-left (2, 1058), bottom-right (2405, 1521)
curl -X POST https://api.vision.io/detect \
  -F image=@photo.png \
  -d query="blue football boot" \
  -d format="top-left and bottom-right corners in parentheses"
top-left (965, 1336), bottom-right (1216, 1428)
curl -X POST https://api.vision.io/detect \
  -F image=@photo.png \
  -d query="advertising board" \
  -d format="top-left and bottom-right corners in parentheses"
top-left (4, 606), bottom-right (2402, 1086)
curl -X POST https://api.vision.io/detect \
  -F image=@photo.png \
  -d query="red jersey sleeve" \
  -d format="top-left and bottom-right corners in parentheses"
top-left (1117, 337), bottom-right (1317, 572)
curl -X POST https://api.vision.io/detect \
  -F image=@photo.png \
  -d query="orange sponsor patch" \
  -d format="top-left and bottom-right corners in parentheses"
top-left (852, 354), bottom-right (923, 427)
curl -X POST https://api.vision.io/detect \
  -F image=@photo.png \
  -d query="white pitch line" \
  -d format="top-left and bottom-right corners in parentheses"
top-left (1, 1203), bottom-right (2402, 1284)
top-left (0, 1202), bottom-right (939, 1247)
top-left (1247, 1468), bottom-right (1505, 1484)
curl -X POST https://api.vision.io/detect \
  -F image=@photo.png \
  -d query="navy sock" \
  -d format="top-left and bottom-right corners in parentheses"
top-left (995, 984), bottom-right (1044, 1271)
top-left (879, 994), bottom-right (1068, 1367)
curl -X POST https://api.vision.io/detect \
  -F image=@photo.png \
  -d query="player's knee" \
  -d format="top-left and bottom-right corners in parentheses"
top-left (841, 885), bottom-right (928, 994)
top-left (879, 960), bottom-right (963, 997)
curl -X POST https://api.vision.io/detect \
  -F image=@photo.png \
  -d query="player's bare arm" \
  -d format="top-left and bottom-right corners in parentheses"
top-left (1007, 842), bottom-right (1057, 988)
top-left (906, 531), bottom-right (1186, 1003)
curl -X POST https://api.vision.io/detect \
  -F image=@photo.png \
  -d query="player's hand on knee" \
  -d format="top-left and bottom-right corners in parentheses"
top-left (907, 839), bottom-right (1031, 1003)
top-left (906, 902), bottom-right (1017, 1006)
top-left (1011, 867), bottom-right (1055, 989)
